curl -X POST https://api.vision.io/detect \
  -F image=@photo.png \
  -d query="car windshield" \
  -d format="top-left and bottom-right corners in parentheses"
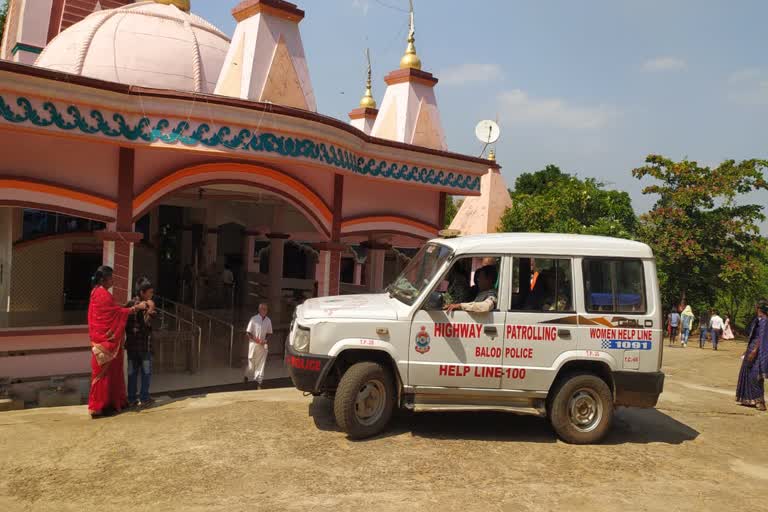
top-left (388, 243), bottom-right (453, 305)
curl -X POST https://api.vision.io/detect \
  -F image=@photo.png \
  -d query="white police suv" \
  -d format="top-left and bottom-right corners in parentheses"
top-left (286, 233), bottom-right (664, 444)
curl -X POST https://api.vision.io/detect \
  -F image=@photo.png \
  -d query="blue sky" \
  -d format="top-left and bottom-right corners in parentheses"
top-left (198, 0), bottom-right (768, 232)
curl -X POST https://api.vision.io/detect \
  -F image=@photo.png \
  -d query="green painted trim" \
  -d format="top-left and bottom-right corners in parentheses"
top-left (11, 43), bottom-right (43, 56)
top-left (0, 94), bottom-right (481, 193)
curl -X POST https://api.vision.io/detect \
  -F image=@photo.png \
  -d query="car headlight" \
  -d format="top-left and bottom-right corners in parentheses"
top-left (293, 326), bottom-right (310, 353)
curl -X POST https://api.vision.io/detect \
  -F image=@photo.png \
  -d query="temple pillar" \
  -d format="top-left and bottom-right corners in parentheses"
top-left (102, 147), bottom-right (140, 303)
top-left (266, 233), bottom-right (288, 316)
top-left (353, 262), bottom-right (363, 286)
top-left (313, 242), bottom-right (344, 297)
top-left (363, 242), bottom-right (390, 293)
top-left (96, 231), bottom-right (143, 304)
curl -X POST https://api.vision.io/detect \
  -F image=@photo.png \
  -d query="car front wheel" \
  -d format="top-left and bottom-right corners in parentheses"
top-left (333, 362), bottom-right (395, 439)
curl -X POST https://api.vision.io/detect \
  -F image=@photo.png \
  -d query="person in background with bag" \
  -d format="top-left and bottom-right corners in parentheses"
top-left (736, 301), bottom-right (768, 411)
top-left (680, 305), bottom-right (695, 348)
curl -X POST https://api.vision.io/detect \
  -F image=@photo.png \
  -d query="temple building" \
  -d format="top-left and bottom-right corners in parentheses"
top-left (449, 150), bottom-right (513, 236)
top-left (0, 0), bottom-right (496, 401)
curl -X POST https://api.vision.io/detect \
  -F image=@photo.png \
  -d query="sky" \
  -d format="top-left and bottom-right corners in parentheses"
top-left (198, 0), bottom-right (768, 232)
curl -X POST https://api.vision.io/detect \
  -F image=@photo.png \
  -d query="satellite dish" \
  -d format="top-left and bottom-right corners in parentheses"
top-left (475, 119), bottom-right (500, 144)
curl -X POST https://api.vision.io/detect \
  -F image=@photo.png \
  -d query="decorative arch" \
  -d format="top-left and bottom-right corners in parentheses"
top-left (133, 163), bottom-right (333, 237)
top-left (341, 215), bottom-right (438, 241)
top-left (0, 178), bottom-right (116, 222)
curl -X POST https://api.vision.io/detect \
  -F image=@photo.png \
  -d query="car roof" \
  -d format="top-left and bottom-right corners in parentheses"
top-left (433, 233), bottom-right (654, 259)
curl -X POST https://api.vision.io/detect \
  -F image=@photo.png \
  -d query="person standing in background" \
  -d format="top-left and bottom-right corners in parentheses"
top-left (735, 301), bottom-right (768, 411)
top-left (698, 310), bottom-right (711, 349)
top-left (680, 305), bottom-right (695, 348)
top-left (244, 303), bottom-right (273, 389)
top-left (668, 308), bottom-right (681, 345)
top-left (88, 266), bottom-right (147, 418)
top-left (126, 277), bottom-right (157, 408)
top-left (722, 315), bottom-right (735, 340)
top-left (710, 310), bottom-right (724, 351)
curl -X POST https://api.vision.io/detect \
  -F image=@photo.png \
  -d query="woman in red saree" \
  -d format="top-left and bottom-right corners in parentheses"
top-left (88, 266), bottom-right (147, 418)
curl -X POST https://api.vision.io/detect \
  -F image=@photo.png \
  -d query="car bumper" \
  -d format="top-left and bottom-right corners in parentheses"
top-left (613, 371), bottom-right (664, 408)
top-left (284, 342), bottom-right (334, 394)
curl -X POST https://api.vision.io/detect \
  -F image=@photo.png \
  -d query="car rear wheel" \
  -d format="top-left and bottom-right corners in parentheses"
top-left (549, 373), bottom-right (613, 444)
top-left (333, 362), bottom-right (395, 439)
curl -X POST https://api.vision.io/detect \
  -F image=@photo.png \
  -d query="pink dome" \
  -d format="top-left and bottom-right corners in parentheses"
top-left (35, 1), bottom-right (230, 94)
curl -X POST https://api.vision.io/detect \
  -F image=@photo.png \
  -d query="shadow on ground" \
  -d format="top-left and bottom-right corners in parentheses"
top-left (309, 397), bottom-right (699, 445)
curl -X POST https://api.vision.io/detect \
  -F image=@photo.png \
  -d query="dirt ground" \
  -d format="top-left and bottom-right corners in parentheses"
top-left (1, 340), bottom-right (767, 512)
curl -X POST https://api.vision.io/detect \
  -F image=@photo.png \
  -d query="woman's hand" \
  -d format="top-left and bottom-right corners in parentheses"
top-left (134, 301), bottom-right (148, 311)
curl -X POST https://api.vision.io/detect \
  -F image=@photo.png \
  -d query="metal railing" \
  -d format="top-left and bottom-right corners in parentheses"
top-left (155, 296), bottom-right (237, 368)
top-left (155, 307), bottom-right (203, 373)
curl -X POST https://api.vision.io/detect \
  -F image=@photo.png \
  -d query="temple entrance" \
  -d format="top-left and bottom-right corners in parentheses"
top-left (132, 183), bottom-right (326, 392)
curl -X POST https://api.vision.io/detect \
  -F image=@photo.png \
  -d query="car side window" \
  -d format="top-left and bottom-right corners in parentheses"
top-left (510, 257), bottom-right (574, 312)
top-left (583, 258), bottom-right (646, 313)
top-left (423, 256), bottom-right (501, 311)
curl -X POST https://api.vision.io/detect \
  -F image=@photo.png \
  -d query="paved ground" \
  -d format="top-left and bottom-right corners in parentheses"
top-left (1, 340), bottom-right (767, 512)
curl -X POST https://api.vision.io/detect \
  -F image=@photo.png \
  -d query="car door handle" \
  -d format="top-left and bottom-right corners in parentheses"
top-left (484, 326), bottom-right (498, 336)
top-left (558, 329), bottom-right (571, 339)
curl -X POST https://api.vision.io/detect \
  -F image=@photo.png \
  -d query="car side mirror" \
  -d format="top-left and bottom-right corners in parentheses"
top-left (424, 291), bottom-right (444, 311)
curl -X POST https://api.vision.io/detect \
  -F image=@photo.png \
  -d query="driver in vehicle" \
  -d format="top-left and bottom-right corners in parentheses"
top-left (444, 265), bottom-right (498, 313)
top-left (444, 260), bottom-right (474, 305)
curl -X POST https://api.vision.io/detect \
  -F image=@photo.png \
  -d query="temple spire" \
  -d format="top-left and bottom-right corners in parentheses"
top-left (399, 0), bottom-right (422, 70)
top-left (359, 48), bottom-right (377, 109)
top-left (153, 0), bottom-right (191, 11)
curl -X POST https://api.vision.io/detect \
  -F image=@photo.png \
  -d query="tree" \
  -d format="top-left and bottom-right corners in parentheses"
top-left (0, 1), bottom-right (8, 44)
top-left (443, 196), bottom-right (463, 228)
top-left (499, 165), bottom-right (637, 238)
top-left (632, 155), bottom-right (768, 318)
top-left (716, 256), bottom-right (768, 330)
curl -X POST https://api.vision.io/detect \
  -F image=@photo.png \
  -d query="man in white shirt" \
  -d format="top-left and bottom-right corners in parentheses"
top-left (444, 265), bottom-right (498, 313)
top-left (709, 310), bottom-right (724, 351)
top-left (244, 303), bottom-right (273, 388)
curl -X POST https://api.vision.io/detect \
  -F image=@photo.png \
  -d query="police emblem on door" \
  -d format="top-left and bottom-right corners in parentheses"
top-left (415, 326), bottom-right (431, 354)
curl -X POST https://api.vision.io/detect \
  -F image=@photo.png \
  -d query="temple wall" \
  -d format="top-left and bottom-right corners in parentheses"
top-left (0, 208), bottom-right (13, 312)
top-left (133, 147), bottom-right (336, 216)
top-left (342, 174), bottom-right (440, 227)
top-left (0, 329), bottom-right (90, 402)
top-left (0, 130), bottom-right (119, 201)
top-left (9, 235), bottom-right (100, 314)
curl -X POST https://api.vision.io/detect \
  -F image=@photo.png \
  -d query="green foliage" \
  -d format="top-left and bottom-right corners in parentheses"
top-left (632, 155), bottom-right (768, 320)
top-left (443, 196), bottom-right (462, 228)
top-left (0, 1), bottom-right (8, 44)
top-left (499, 165), bottom-right (637, 238)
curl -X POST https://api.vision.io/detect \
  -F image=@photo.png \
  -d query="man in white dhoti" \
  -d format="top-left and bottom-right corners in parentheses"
top-left (244, 303), bottom-right (273, 389)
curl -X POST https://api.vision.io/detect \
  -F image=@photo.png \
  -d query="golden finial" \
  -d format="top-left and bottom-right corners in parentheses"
top-left (399, 0), bottom-right (422, 70)
top-left (488, 147), bottom-right (496, 162)
top-left (153, 0), bottom-right (191, 12)
top-left (359, 48), bottom-right (377, 109)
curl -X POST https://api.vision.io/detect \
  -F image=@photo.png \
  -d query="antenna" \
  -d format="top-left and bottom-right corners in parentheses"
top-left (474, 119), bottom-right (501, 159)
